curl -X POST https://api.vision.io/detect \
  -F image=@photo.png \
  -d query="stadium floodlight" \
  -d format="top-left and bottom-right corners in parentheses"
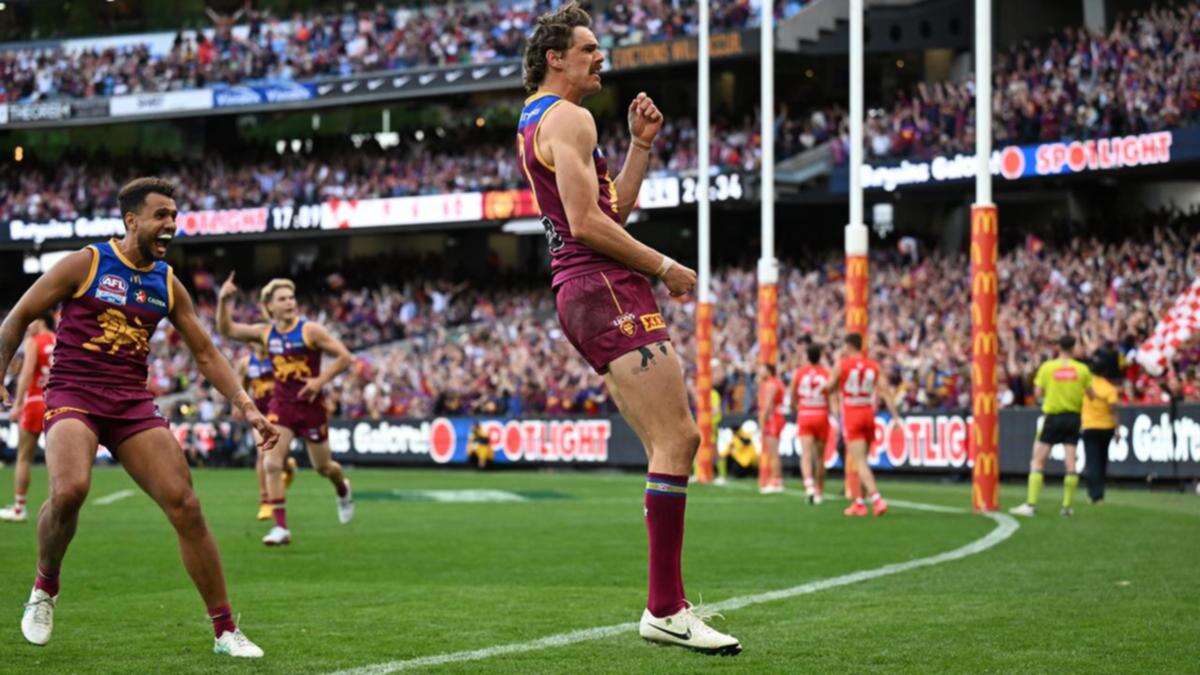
top-left (694, 0), bottom-right (715, 484)
top-left (970, 0), bottom-right (1000, 511)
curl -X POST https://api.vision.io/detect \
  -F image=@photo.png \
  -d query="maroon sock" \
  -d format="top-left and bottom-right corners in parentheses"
top-left (272, 500), bottom-right (287, 529)
top-left (334, 479), bottom-right (348, 498)
top-left (35, 564), bottom-right (60, 597)
top-left (644, 472), bottom-right (688, 618)
top-left (208, 604), bottom-right (237, 638)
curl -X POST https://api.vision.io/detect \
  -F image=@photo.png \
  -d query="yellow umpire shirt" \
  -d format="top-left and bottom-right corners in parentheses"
top-left (1034, 358), bottom-right (1094, 414)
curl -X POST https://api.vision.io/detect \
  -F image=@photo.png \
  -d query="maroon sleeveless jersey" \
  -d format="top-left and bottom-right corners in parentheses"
top-left (265, 318), bottom-right (323, 407)
top-left (517, 93), bottom-right (625, 288)
top-left (49, 240), bottom-right (174, 391)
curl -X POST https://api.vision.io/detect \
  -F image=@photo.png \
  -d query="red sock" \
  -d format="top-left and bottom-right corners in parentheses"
top-left (15, 493), bottom-right (26, 510)
top-left (208, 604), bottom-right (237, 637)
top-left (334, 479), bottom-right (348, 498)
top-left (272, 500), bottom-right (287, 529)
top-left (645, 473), bottom-right (688, 618)
top-left (35, 564), bottom-right (60, 597)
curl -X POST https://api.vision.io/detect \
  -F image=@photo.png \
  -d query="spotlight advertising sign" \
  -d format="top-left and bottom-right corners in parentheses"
top-left (859, 129), bottom-right (1185, 192)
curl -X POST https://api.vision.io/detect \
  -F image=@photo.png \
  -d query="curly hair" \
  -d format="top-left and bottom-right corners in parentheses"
top-left (522, 1), bottom-right (592, 94)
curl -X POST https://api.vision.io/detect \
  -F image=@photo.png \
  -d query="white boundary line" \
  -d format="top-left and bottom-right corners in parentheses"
top-left (330, 501), bottom-right (1018, 674)
top-left (93, 489), bottom-right (136, 506)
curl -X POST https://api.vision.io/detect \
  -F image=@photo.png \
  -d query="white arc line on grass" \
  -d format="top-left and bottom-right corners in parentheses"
top-left (93, 489), bottom-right (135, 506)
top-left (330, 503), bottom-right (1019, 675)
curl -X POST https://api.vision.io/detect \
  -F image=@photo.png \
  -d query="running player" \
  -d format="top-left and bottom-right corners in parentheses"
top-left (0, 177), bottom-right (273, 656)
top-left (1010, 336), bottom-right (1096, 517)
top-left (0, 314), bottom-right (55, 523)
top-left (791, 342), bottom-right (835, 505)
top-left (757, 363), bottom-right (785, 494)
top-left (825, 333), bottom-right (901, 517)
top-left (519, 2), bottom-right (739, 654)
top-left (238, 346), bottom-right (296, 521)
top-left (217, 274), bottom-right (354, 546)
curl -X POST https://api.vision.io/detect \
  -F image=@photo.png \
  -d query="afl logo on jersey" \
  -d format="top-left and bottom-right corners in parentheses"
top-left (268, 338), bottom-right (284, 354)
top-left (96, 274), bottom-right (128, 306)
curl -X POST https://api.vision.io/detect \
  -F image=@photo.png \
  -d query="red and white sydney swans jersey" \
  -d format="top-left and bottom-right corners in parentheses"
top-left (837, 355), bottom-right (880, 411)
top-left (792, 365), bottom-right (830, 417)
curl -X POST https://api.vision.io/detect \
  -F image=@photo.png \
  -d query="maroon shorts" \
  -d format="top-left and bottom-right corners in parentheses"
top-left (44, 383), bottom-right (169, 450)
top-left (555, 268), bottom-right (670, 374)
top-left (19, 398), bottom-right (46, 434)
top-left (269, 398), bottom-right (328, 443)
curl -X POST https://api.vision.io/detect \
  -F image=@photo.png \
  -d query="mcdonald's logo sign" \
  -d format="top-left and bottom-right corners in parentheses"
top-left (972, 208), bottom-right (998, 235)
top-left (973, 451), bottom-right (998, 478)
top-left (847, 257), bottom-right (868, 276)
top-left (974, 392), bottom-right (997, 416)
top-left (847, 307), bottom-right (868, 327)
top-left (972, 272), bottom-right (998, 294)
top-left (974, 331), bottom-right (998, 355)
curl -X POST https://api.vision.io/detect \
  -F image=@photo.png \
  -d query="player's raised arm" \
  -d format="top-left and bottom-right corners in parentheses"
top-left (298, 322), bottom-right (353, 402)
top-left (215, 272), bottom-right (269, 344)
top-left (612, 92), bottom-right (663, 225)
top-left (0, 249), bottom-right (92, 404)
top-left (542, 103), bottom-right (695, 296)
top-left (170, 276), bottom-right (277, 451)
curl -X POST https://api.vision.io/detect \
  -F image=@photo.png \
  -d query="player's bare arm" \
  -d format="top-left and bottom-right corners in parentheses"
top-left (821, 365), bottom-right (842, 396)
top-left (298, 321), bottom-right (352, 402)
top-left (877, 379), bottom-right (902, 422)
top-left (612, 92), bottom-right (663, 224)
top-left (0, 249), bottom-right (92, 404)
top-left (542, 103), bottom-right (696, 296)
top-left (10, 334), bottom-right (37, 416)
top-left (215, 272), bottom-right (269, 344)
top-left (171, 276), bottom-right (277, 451)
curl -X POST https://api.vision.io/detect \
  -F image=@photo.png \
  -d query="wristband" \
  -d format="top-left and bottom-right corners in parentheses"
top-left (632, 138), bottom-right (652, 151)
top-left (655, 256), bottom-right (675, 279)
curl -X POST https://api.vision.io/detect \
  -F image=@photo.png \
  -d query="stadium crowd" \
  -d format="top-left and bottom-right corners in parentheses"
top-left (19, 210), bottom-right (1181, 423)
top-left (816, 2), bottom-right (1200, 161)
top-left (0, 0), bottom-right (795, 102)
top-left (0, 113), bottom-right (762, 221)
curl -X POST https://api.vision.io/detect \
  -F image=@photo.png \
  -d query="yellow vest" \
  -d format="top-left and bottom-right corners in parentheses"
top-left (1082, 376), bottom-right (1119, 430)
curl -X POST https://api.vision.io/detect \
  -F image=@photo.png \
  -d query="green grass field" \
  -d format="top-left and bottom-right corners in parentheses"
top-left (0, 465), bottom-right (1197, 674)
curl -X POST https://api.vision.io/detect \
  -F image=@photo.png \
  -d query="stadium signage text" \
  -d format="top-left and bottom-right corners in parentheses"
top-left (325, 417), bottom-right (613, 465)
top-left (176, 207), bottom-right (270, 237)
top-left (110, 89), bottom-right (214, 117)
top-left (8, 217), bottom-right (124, 244)
top-left (7, 406), bottom-right (1200, 477)
top-left (321, 193), bottom-right (484, 231)
top-left (862, 131), bottom-right (1177, 191)
top-left (610, 30), bottom-right (751, 71)
top-left (10, 101), bottom-right (72, 122)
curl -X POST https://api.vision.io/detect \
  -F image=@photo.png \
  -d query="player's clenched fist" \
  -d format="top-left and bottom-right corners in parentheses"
top-left (628, 91), bottom-right (664, 144)
top-left (663, 263), bottom-right (697, 297)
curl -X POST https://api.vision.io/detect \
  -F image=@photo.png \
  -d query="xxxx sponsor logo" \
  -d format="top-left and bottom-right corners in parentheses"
top-left (640, 313), bottom-right (665, 331)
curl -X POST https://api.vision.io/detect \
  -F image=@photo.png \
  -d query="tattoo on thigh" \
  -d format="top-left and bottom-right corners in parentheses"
top-left (634, 346), bottom-right (655, 372)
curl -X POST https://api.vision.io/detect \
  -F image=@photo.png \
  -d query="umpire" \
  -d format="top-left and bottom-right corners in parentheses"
top-left (1010, 336), bottom-right (1097, 517)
